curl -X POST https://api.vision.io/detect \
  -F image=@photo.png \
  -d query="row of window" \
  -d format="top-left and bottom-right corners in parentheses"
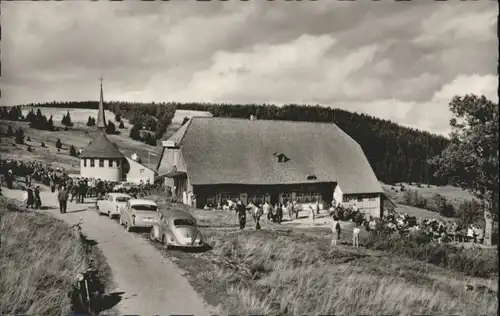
top-left (342, 195), bottom-right (377, 203)
top-left (212, 192), bottom-right (323, 205)
top-left (83, 159), bottom-right (121, 168)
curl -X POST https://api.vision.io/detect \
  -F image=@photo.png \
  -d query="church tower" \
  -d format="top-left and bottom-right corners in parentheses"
top-left (96, 76), bottom-right (107, 129)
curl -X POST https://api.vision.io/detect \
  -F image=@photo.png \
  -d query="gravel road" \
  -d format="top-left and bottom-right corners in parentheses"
top-left (2, 188), bottom-right (216, 316)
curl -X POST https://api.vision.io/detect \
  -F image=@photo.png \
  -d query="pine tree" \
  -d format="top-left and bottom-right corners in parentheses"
top-left (119, 121), bottom-right (125, 129)
top-left (69, 145), bottom-right (78, 157)
top-left (14, 127), bottom-right (25, 144)
top-left (55, 138), bottom-right (62, 149)
top-left (7, 125), bottom-right (14, 137)
top-left (106, 120), bottom-right (116, 134)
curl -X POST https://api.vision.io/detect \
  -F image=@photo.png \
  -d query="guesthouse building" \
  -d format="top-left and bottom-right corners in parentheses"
top-left (156, 117), bottom-right (388, 217)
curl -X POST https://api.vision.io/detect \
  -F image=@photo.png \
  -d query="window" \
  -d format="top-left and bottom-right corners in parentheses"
top-left (116, 196), bottom-right (130, 203)
top-left (249, 195), bottom-right (265, 204)
top-left (280, 193), bottom-right (292, 203)
top-left (140, 168), bottom-right (145, 174)
top-left (99, 159), bottom-right (104, 168)
top-left (83, 159), bottom-right (87, 167)
top-left (296, 192), bottom-right (321, 203)
top-left (221, 194), bottom-right (239, 203)
top-left (174, 218), bottom-right (195, 226)
top-left (130, 204), bottom-right (157, 211)
top-left (116, 160), bottom-right (120, 167)
top-left (90, 159), bottom-right (95, 167)
top-left (108, 160), bottom-right (113, 167)
top-left (206, 196), bottom-right (216, 206)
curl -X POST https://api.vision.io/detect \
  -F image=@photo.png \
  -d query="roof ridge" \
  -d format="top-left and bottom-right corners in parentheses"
top-left (190, 116), bottom-right (341, 126)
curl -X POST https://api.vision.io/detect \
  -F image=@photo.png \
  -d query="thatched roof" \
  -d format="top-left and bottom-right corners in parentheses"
top-left (162, 117), bottom-right (383, 194)
top-left (80, 132), bottom-right (124, 159)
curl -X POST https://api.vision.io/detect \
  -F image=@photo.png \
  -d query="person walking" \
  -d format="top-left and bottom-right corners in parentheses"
top-left (262, 201), bottom-right (270, 223)
top-left (236, 200), bottom-right (247, 230)
top-left (331, 216), bottom-right (341, 246)
top-left (26, 185), bottom-right (35, 209)
top-left (58, 185), bottom-right (69, 214)
top-left (309, 205), bottom-right (315, 226)
top-left (352, 224), bottom-right (360, 248)
top-left (34, 186), bottom-right (42, 209)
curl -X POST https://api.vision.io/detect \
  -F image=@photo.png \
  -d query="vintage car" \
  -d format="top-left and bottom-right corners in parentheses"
top-left (149, 209), bottom-right (204, 249)
top-left (112, 181), bottom-right (135, 192)
top-left (119, 199), bottom-right (159, 232)
top-left (96, 192), bottom-right (132, 219)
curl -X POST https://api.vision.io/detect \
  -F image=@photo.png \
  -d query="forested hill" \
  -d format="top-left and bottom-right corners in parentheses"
top-left (13, 101), bottom-right (450, 185)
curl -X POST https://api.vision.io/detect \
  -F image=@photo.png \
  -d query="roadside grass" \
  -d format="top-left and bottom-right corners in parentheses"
top-left (154, 200), bottom-right (498, 315)
top-left (0, 196), bottom-right (113, 315)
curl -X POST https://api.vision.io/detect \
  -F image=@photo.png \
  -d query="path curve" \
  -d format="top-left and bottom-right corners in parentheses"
top-left (2, 188), bottom-right (215, 316)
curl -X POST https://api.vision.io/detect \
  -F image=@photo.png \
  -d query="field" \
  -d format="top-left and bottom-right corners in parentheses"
top-left (383, 182), bottom-right (475, 205)
top-left (0, 195), bottom-right (114, 315)
top-left (142, 196), bottom-right (498, 315)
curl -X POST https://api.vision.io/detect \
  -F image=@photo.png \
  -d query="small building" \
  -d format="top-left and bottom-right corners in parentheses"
top-left (79, 132), bottom-right (126, 181)
top-left (156, 117), bottom-right (389, 217)
top-left (124, 155), bottom-right (156, 184)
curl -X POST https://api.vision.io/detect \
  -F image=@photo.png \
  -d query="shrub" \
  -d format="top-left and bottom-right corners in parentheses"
top-left (118, 121), bottom-right (125, 129)
top-left (55, 139), bottom-right (62, 149)
top-left (41, 141), bottom-right (46, 148)
top-left (430, 194), bottom-right (456, 217)
top-left (27, 146), bottom-right (33, 152)
top-left (457, 200), bottom-right (482, 227)
top-left (401, 189), bottom-right (427, 208)
top-left (26, 136), bottom-right (31, 142)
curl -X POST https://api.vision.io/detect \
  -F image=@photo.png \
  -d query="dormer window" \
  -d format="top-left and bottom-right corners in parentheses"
top-left (273, 152), bottom-right (290, 163)
top-left (307, 175), bottom-right (317, 181)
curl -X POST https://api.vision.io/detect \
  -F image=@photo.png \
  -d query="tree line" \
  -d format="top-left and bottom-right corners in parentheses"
top-left (6, 100), bottom-right (449, 185)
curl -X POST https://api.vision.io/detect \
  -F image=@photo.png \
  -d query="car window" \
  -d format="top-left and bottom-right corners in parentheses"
top-left (116, 196), bottom-right (130, 203)
top-left (130, 204), bottom-right (157, 211)
top-left (173, 218), bottom-right (195, 226)
top-left (108, 195), bottom-right (113, 202)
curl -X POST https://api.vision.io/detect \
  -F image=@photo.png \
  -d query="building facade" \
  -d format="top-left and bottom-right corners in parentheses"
top-left (80, 133), bottom-right (126, 181)
top-left (157, 117), bottom-right (388, 217)
top-left (125, 156), bottom-right (156, 184)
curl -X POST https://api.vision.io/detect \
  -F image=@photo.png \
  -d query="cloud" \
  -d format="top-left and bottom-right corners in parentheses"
top-left (1, 1), bottom-right (497, 136)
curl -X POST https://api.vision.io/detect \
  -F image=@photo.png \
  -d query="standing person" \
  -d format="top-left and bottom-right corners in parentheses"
top-left (331, 216), bottom-right (341, 246)
top-left (34, 186), bottom-right (42, 209)
top-left (236, 200), bottom-right (246, 230)
top-left (293, 200), bottom-right (299, 219)
top-left (276, 202), bottom-right (283, 224)
top-left (352, 223), bottom-right (360, 248)
top-left (50, 176), bottom-right (56, 193)
top-left (26, 186), bottom-right (35, 209)
top-left (251, 203), bottom-right (263, 230)
top-left (25, 173), bottom-right (32, 188)
top-left (6, 170), bottom-right (13, 189)
top-left (57, 185), bottom-right (69, 214)
top-left (309, 205), bottom-right (315, 226)
top-left (315, 199), bottom-right (320, 215)
top-left (262, 201), bottom-right (270, 223)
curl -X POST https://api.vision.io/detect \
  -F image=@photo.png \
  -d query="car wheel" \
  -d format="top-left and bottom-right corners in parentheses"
top-left (108, 211), bottom-right (113, 219)
top-left (125, 222), bottom-right (132, 232)
top-left (119, 217), bottom-right (123, 226)
top-left (149, 227), bottom-right (156, 241)
top-left (162, 235), bottom-right (170, 250)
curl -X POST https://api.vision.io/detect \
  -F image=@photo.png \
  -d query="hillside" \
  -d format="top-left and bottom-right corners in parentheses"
top-left (8, 101), bottom-right (450, 185)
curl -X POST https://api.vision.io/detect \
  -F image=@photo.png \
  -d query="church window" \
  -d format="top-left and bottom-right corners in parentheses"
top-left (108, 160), bottom-right (113, 167)
top-left (99, 159), bottom-right (104, 167)
top-left (140, 169), bottom-right (145, 174)
top-left (83, 159), bottom-right (87, 167)
top-left (90, 159), bottom-right (95, 167)
top-left (116, 160), bottom-right (120, 167)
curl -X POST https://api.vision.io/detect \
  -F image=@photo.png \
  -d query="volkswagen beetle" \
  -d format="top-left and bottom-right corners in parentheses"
top-left (149, 209), bottom-right (204, 249)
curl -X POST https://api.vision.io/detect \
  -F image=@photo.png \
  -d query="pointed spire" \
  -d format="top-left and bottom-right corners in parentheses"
top-left (96, 76), bottom-right (107, 129)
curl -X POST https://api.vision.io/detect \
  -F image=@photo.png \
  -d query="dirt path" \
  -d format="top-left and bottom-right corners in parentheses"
top-left (2, 187), bottom-right (216, 316)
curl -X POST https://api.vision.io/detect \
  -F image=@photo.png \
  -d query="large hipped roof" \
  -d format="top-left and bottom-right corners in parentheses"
top-left (80, 132), bottom-right (125, 159)
top-left (165, 117), bottom-right (382, 194)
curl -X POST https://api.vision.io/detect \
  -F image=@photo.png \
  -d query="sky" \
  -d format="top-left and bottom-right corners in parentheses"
top-left (1, 1), bottom-right (498, 136)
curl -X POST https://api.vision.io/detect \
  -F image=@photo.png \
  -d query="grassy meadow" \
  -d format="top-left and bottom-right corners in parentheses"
top-left (147, 196), bottom-right (498, 315)
top-left (0, 196), bottom-right (113, 315)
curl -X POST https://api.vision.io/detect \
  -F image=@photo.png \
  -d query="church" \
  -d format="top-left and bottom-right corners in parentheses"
top-left (78, 79), bottom-right (157, 184)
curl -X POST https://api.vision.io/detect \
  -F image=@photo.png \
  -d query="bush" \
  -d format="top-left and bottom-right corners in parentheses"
top-left (26, 137), bottom-right (31, 142)
top-left (27, 146), bottom-right (33, 152)
top-left (41, 142), bottom-right (46, 148)
top-left (118, 121), bottom-right (125, 129)
top-left (430, 194), bottom-right (456, 217)
top-left (55, 139), bottom-right (62, 149)
top-left (457, 200), bottom-right (482, 227)
top-left (401, 189), bottom-right (427, 208)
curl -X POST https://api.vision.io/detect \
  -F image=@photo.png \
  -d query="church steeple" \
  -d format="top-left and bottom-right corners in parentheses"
top-left (96, 76), bottom-right (107, 129)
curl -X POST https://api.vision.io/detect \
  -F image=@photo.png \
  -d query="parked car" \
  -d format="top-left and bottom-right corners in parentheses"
top-left (150, 209), bottom-right (204, 249)
top-left (113, 182), bottom-right (134, 192)
top-left (119, 199), bottom-right (159, 232)
top-left (96, 193), bottom-right (132, 219)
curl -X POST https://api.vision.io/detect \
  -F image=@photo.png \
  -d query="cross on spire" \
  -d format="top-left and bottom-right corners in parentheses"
top-left (99, 76), bottom-right (104, 87)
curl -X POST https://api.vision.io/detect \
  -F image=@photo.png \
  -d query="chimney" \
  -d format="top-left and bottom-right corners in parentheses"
top-left (250, 115), bottom-right (256, 121)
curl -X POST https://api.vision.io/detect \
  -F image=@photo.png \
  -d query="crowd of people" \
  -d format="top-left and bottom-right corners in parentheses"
top-left (0, 158), bottom-right (155, 212)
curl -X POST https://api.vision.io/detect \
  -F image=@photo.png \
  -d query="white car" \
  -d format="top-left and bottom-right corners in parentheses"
top-left (96, 193), bottom-right (132, 219)
top-left (119, 199), bottom-right (160, 232)
top-left (113, 182), bottom-right (134, 191)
